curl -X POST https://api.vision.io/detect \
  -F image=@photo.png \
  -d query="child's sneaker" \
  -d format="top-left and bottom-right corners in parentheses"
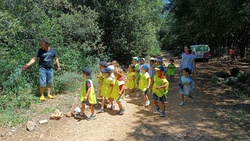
top-left (117, 108), bottom-right (125, 115)
top-left (179, 101), bottom-right (184, 106)
top-left (145, 100), bottom-right (150, 107)
top-left (154, 107), bottom-right (160, 113)
top-left (87, 115), bottom-right (96, 121)
top-left (125, 94), bottom-right (130, 98)
top-left (192, 97), bottom-right (195, 103)
top-left (160, 111), bottom-right (166, 117)
top-left (97, 108), bottom-right (104, 113)
top-left (74, 113), bottom-right (87, 119)
top-left (40, 96), bottom-right (45, 101)
top-left (47, 95), bottom-right (54, 99)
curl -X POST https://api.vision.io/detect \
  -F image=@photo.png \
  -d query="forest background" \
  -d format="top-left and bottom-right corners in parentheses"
top-left (0, 0), bottom-right (249, 126)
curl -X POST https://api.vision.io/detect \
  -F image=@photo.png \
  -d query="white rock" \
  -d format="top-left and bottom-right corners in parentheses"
top-left (39, 120), bottom-right (48, 124)
top-left (26, 121), bottom-right (36, 131)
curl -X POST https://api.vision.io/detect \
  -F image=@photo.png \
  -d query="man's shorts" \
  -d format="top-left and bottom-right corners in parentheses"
top-left (39, 67), bottom-right (53, 87)
top-left (153, 93), bottom-right (166, 102)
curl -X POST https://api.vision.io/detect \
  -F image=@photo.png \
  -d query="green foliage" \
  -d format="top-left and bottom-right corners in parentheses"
top-left (237, 72), bottom-right (250, 85)
top-left (161, 0), bottom-right (249, 57)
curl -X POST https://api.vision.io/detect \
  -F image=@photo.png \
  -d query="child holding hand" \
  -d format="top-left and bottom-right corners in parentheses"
top-left (110, 68), bottom-right (126, 115)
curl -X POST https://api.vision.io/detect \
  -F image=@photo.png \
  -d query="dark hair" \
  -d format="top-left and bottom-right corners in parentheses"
top-left (182, 68), bottom-right (192, 75)
top-left (129, 64), bottom-right (135, 71)
top-left (184, 45), bottom-right (192, 53)
top-left (40, 38), bottom-right (50, 45)
top-left (169, 59), bottom-right (174, 62)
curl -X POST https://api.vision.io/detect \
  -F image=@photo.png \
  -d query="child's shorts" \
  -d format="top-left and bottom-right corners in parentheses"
top-left (153, 93), bottom-right (166, 102)
top-left (142, 90), bottom-right (148, 95)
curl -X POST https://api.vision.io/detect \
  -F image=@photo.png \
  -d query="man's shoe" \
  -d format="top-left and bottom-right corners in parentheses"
top-left (48, 95), bottom-right (54, 99)
top-left (40, 96), bottom-right (45, 101)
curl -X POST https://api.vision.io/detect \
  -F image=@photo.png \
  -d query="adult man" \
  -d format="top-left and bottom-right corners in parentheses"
top-left (22, 38), bottom-right (60, 101)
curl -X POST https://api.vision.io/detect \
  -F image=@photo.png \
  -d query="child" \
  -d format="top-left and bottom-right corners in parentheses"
top-left (97, 61), bottom-right (108, 98)
top-left (152, 65), bottom-right (169, 117)
top-left (110, 68), bottom-right (126, 115)
top-left (148, 58), bottom-right (156, 94)
top-left (167, 59), bottom-right (176, 82)
top-left (125, 64), bottom-right (136, 98)
top-left (98, 68), bottom-right (115, 113)
top-left (112, 60), bottom-right (120, 68)
top-left (75, 67), bottom-right (97, 120)
top-left (132, 57), bottom-right (140, 95)
top-left (178, 68), bottom-right (195, 106)
top-left (138, 64), bottom-right (151, 107)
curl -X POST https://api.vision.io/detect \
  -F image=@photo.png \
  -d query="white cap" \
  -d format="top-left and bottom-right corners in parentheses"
top-left (107, 65), bottom-right (115, 71)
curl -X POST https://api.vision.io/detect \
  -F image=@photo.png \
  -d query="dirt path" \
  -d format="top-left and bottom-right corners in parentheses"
top-left (1, 54), bottom-right (250, 141)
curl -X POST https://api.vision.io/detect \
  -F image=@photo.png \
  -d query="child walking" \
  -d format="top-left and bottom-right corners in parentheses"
top-left (178, 68), bottom-right (195, 106)
top-left (125, 64), bottom-right (136, 98)
top-left (152, 65), bottom-right (169, 117)
top-left (138, 64), bottom-right (151, 107)
top-left (98, 68), bottom-right (115, 113)
top-left (167, 59), bottom-right (176, 82)
top-left (75, 67), bottom-right (97, 120)
top-left (110, 68), bottom-right (126, 115)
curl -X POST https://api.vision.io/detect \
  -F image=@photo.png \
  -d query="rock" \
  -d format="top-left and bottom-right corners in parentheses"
top-left (65, 112), bottom-right (73, 117)
top-left (39, 120), bottom-right (48, 124)
top-left (26, 121), bottom-right (36, 131)
top-left (217, 77), bottom-right (224, 85)
top-left (50, 109), bottom-right (63, 120)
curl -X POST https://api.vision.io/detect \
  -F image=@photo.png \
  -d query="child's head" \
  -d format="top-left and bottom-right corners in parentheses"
top-left (112, 60), bottom-right (119, 68)
top-left (114, 68), bottom-right (124, 78)
top-left (149, 58), bottom-right (155, 65)
top-left (99, 61), bottom-right (108, 70)
top-left (169, 58), bottom-right (174, 63)
top-left (156, 58), bottom-right (163, 65)
top-left (141, 64), bottom-right (149, 73)
top-left (101, 68), bottom-right (112, 78)
top-left (182, 68), bottom-right (191, 76)
top-left (128, 64), bottom-right (135, 72)
top-left (155, 65), bottom-right (165, 77)
top-left (140, 58), bottom-right (145, 65)
top-left (132, 57), bottom-right (138, 64)
top-left (82, 67), bottom-right (92, 79)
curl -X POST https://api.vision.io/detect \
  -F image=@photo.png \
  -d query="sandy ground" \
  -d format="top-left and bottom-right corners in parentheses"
top-left (1, 54), bottom-right (250, 141)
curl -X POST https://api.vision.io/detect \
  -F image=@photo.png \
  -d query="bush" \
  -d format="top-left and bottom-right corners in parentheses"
top-left (237, 72), bottom-right (250, 85)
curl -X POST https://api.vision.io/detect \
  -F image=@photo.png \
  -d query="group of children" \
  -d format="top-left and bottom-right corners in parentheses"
top-left (75, 56), bottom-right (195, 120)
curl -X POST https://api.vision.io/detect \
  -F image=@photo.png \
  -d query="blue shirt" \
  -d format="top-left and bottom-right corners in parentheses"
top-left (180, 53), bottom-right (195, 72)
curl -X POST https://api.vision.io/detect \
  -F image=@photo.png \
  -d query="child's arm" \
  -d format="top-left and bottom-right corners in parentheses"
top-left (146, 78), bottom-right (151, 89)
top-left (156, 82), bottom-right (167, 90)
top-left (85, 82), bottom-right (92, 101)
top-left (119, 84), bottom-right (125, 95)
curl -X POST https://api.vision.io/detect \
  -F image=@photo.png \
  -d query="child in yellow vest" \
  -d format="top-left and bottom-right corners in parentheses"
top-left (132, 57), bottom-right (140, 94)
top-left (75, 67), bottom-right (97, 120)
top-left (125, 64), bottom-right (136, 98)
top-left (97, 61), bottom-right (108, 98)
top-left (98, 68), bottom-right (115, 113)
top-left (110, 68), bottom-right (126, 115)
top-left (138, 64), bottom-right (151, 107)
top-left (152, 65), bottom-right (169, 117)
